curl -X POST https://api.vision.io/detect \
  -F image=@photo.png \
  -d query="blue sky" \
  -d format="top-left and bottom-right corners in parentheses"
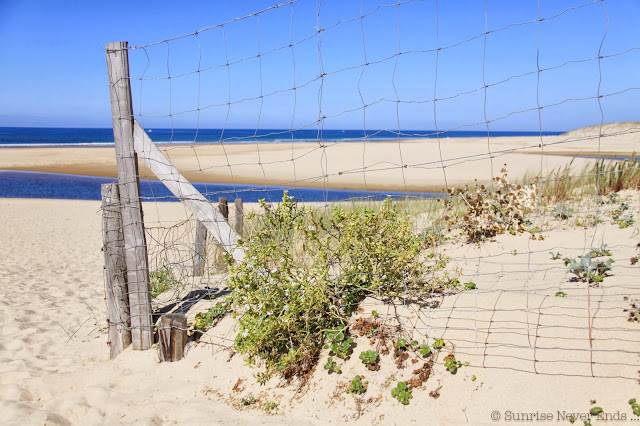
top-left (0, 0), bottom-right (638, 131)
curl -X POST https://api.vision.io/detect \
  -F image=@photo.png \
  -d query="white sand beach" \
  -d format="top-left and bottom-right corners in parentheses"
top-left (1, 191), bottom-right (639, 423)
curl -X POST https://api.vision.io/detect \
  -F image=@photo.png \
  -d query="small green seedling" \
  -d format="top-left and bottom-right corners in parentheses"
top-left (629, 398), bottom-right (639, 416)
top-left (324, 356), bottom-right (340, 373)
top-left (589, 407), bottom-right (603, 416)
top-left (464, 282), bottom-right (477, 290)
top-left (391, 382), bottom-right (413, 405)
top-left (324, 330), bottom-right (353, 358)
top-left (444, 354), bottom-right (462, 373)
top-left (348, 375), bottom-right (367, 395)
top-left (264, 401), bottom-right (278, 412)
top-left (555, 291), bottom-right (567, 297)
top-left (359, 350), bottom-right (379, 366)
top-left (241, 395), bottom-right (256, 406)
top-left (471, 375), bottom-right (476, 381)
top-left (550, 251), bottom-right (563, 260)
top-left (434, 339), bottom-right (445, 349)
top-left (615, 214), bottom-right (635, 229)
top-left (553, 204), bottom-right (572, 220)
top-left (569, 414), bottom-right (575, 424)
top-left (419, 345), bottom-right (431, 356)
top-left (397, 339), bottom-right (408, 349)
top-left (371, 310), bottom-right (379, 318)
top-left (589, 244), bottom-right (612, 258)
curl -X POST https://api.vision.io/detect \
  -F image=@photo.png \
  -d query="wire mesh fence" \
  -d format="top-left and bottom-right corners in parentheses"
top-left (103, 0), bottom-right (639, 384)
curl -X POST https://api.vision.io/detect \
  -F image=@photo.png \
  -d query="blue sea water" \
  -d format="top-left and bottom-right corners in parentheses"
top-left (0, 171), bottom-right (439, 202)
top-left (0, 127), bottom-right (563, 147)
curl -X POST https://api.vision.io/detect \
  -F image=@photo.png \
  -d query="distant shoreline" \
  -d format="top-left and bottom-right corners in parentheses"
top-left (0, 122), bottom-right (636, 193)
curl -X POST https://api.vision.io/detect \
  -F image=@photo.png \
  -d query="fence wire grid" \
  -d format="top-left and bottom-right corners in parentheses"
top-left (104, 0), bottom-right (639, 382)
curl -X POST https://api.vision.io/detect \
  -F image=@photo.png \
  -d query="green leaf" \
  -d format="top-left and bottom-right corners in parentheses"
top-left (589, 407), bottom-right (603, 416)
top-left (419, 345), bottom-right (431, 356)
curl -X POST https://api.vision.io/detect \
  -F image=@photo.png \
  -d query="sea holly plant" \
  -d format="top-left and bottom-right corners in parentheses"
top-left (589, 244), bottom-right (612, 258)
top-left (391, 382), bottom-right (413, 405)
top-left (563, 254), bottom-right (613, 284)
top-left (550, 251), bottom-right (563, 260)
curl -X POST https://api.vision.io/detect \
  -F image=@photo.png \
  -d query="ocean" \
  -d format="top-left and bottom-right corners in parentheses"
top-left (0, 127), bottom-right (563, 201)
top-left (0, 127), bottom-right (562, 147)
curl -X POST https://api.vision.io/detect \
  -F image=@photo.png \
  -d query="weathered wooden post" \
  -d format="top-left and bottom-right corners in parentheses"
top-left (157, 314), bottom-right (188, 362)
top-left (106, 41), bottom-right (153, 350)
top-left (218, 197), bottom-right (229, 220)
top-left (234, 198), bottom-right (244, 237)
top-left (193, 220), bottom-right (207, 276)
top-left (101, 183), bottom-right (132, 359)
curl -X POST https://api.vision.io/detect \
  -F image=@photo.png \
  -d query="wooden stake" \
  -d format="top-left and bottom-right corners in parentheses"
top-left (101, 183), bottom-right (131, 359)
top-left (106, 41), bottom-right (153, 350)
top-left (193, 220), bottom-right (207, 276)
top-left (218, 197), bottom-right (229, 220)
top-left (234, 198), bottom-right (244, 237)
top-left (157, 314), bottom-right (188, 362)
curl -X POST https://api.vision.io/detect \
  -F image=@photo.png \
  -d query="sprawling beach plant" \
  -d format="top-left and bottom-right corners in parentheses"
top-left (447, 167), bottom-right (538, 242)
top-left (227, 193), bottom-right (430, 379)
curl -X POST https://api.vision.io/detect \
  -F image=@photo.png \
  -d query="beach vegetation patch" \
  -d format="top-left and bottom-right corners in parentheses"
top-left (447, 166), bottom-right (538, 242)
top-left (150, 266), bottom-right (181, 298)
top-left (563, 254), bottom-right (613, 284)
top-left (227, 193), bottom-right (438, 380)
top-left (192, 300), bottom-right (231, 332)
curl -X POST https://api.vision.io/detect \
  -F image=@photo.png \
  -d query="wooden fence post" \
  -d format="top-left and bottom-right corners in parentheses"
top-left (157, 314), bottom-right (188, 362)
top-left (101, 183), bottom-right (132, 358)
top-left (234, 198), bottom-right (244, 237)
top-left (193, 220), bottom-right (207, 276)
top-left (218, 197), bottom-right (229, 220)
top-left (106, 41), bottom-right (153, 350)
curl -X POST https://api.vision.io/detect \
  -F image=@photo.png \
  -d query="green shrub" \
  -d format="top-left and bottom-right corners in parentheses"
top-left (227, 193), bottom-right (430, 379)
